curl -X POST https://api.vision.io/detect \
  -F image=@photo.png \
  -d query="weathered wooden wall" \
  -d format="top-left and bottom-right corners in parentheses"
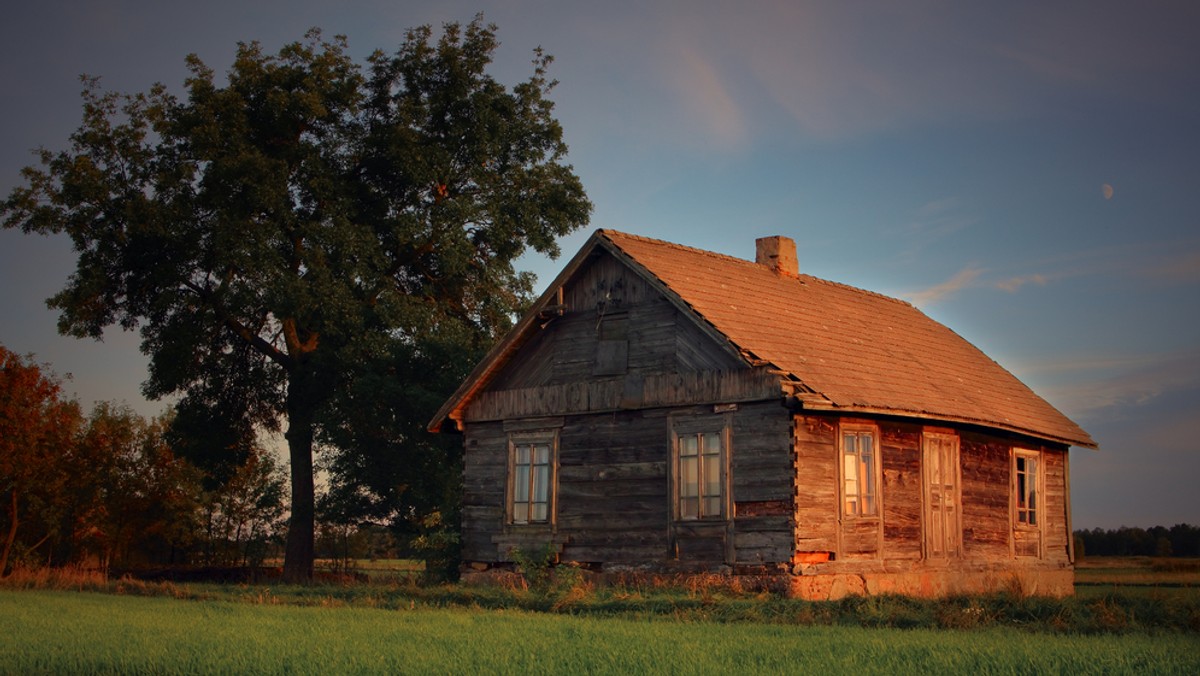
top-left (880, 422), bottom-right (923, 561)
top-left (961, 433), bottom-right (1018, 560)
top-left (793, 414), bottom-right (838, 555)
top-left (461, 249), bottom-right (794, 569)
top-left (461, 401), bottom-right (795, 568)
top-left (1041, 449), bottom-right (1070, 563)
top-left (793, 415), bottom-right (1072, 572)
top-left (730, 402), bottom-right (795, 567)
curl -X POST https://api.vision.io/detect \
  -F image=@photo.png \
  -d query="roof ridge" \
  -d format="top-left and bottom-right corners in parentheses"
top-left (598, 229), bottom-right (758, 269)
top-left (598, 228), bottom-right (914, 308)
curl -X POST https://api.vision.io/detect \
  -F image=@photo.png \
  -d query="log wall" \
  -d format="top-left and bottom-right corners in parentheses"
top-left (461, 401), bottom-right (795, 568)
top-left (792, 415), bottom-right (1073, 577)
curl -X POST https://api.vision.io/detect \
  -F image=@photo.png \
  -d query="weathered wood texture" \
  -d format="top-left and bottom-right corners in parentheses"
top-left (1041, 448), bottom-right (1071, 563)
top-left (730, 402), bottom-right (795, 565)
top-left (466, 369), bottom-right (781, 422)
top-left (959, 433), bottom-right (1014, 560)
top-left (793, 414), bottom-right (838, 554)
top-left (791, 417), bottom-right (1074, 572)
top-left (459, 249), bottom-right (1077, 584)
top-left (880, 422), bottom-right (922, 561)
top-left (488, 253), bottom-right (744, 394)
top-left (461, 401), bottom-right (798, 567)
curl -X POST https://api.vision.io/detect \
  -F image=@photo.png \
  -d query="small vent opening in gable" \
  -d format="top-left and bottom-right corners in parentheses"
top-left (594, 311), bottom-right (629, 376)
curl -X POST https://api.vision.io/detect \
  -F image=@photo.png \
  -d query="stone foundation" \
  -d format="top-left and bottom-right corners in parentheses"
top-left (787, 567), bottom-right (1074, 600)
top-left (459, 561), bottom-right (1075, 599)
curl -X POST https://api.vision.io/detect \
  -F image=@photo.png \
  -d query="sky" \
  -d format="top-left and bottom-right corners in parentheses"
top-left (1, 1), bottom-right (1197, 530)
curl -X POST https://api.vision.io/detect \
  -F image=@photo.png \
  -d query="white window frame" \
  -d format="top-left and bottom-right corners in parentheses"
top-left (840, 424), bottom-right (882, 519)
top-left (1012, 448), bottom-right (1042, 530)
top-left (671, 416), bottom-right (730, 522)
top-left (506, 431), bottom-right (559, 526)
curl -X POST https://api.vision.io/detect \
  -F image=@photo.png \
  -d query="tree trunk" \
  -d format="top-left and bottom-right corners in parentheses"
top-left (282, 372), bottom-right (317, 582)
top-left (1, 489), bottom-right (17, 576)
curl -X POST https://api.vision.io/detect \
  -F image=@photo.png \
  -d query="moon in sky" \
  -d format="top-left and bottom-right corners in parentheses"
top-left (1102, 183), bottom-right (1114, 200)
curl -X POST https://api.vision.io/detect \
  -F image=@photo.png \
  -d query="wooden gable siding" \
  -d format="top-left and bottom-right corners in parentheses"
top-left (485, 250), bottom-right (744, 394)
top-left (465, 370), bottom-right (781, 423)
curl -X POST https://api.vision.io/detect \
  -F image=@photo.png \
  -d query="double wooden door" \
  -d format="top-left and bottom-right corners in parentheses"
top-left (923, 433), bottom-right (962, 559)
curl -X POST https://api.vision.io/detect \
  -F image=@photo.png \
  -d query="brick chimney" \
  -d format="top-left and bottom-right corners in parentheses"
top-left (755, 236), bottom-right (798, 277)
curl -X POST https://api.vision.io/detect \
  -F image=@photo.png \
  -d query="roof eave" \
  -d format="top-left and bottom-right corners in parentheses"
top-left (796, 400), bottom-right (1099, 450)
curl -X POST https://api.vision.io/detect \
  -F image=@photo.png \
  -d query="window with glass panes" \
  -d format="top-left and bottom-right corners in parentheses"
top-left (677, 430), bottom-right (724, 520)
top-left (842, 428), bottom-right (878, 517)
top-left (1015, 451), bottom-right (1039, 527)
top-left (510, 438), bottom-right (553, 524)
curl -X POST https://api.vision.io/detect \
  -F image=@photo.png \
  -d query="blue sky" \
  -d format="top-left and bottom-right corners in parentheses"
top-left (2, 1), bottom-right (1197, 529)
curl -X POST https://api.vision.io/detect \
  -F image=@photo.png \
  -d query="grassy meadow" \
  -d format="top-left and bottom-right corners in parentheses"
top-left (3, 589), bottom-right (1198, 675)
top-left (2, 557), bottom-right (1198, 674)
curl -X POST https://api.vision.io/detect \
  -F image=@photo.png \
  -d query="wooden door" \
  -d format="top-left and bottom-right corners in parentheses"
top-left (923, 433), bottom-right (962, 559)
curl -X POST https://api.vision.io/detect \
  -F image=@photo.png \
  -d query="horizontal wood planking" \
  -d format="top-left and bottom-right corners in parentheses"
top-left (880, 422), bottom-right (922, 560)
top-left (465, 369), bottom-right (782, 422)
top-left (1041, 449), bottom-right (1070, 562)
top-left (463, 383), bottom-right (1077, 576)
top-left (489, 249), bottom-right (743, 393)
top-left (794, 414), bottom-right (838, 554)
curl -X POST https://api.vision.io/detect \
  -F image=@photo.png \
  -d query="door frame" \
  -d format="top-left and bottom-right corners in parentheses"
top-left (921, 430), bottom-right (963, 561)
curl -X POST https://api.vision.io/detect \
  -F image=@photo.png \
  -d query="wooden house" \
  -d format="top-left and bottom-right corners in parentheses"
top-left (429, 230), bottom-right (1096, 598)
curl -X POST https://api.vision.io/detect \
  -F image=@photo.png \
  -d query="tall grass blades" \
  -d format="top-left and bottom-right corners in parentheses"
top-left (2, 590), bottom-right (1198, 675)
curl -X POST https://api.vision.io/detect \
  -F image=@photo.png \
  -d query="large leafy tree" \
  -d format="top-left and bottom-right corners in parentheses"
top-left (2, 18), bottom-right (591, 580)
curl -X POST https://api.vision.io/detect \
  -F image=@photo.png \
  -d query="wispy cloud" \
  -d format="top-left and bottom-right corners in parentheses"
top-left (1035, 347), bottom-right (1200, 421)
top-left (910, 197), bottom-right (976, 237)
top-left (905, 265), bottom-right (984, 306)
top-left (668, 41), bottom-right (747, 149)
top-left (628, 2), bottom-right (1200, 145)
top-left (989, 240), bottom-right (1200, 294)
top-left (1143, 250), bottom-right (1200, 284)
top-left (995, 273), bottom-right (1049, 293)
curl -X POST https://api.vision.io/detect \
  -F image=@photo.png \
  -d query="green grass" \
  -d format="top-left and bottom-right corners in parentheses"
top-left (2, 590), bottom-right (1198, 675)
top-left (1076, 556), bottom-right (1200, 587)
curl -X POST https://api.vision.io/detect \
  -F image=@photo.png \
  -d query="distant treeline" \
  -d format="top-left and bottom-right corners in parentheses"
top-left (1074, 524), bottom-right (1199, 558)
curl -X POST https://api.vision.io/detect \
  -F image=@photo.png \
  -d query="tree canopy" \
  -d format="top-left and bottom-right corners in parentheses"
top-left (2, 17), bottom-right (591, 580)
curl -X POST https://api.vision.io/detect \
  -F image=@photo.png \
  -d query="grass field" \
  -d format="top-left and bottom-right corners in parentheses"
top-left (2, 558), bottom-right (1197, 673)
top-left (1076, 556), bottom-right (1200, 587)
top-left (3, 590), bottom-right (1198, 675)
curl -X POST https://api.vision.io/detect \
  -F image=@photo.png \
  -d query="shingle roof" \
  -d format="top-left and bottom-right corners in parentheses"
top-left (430, 229), bottom-right (1095, 449)
top-left (599, 230), bottom-right (1095, 448)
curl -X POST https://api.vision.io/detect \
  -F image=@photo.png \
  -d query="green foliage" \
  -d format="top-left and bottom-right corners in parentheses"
top-left (406, 511), bottom-right (460, 583)
top-left (1076, 524), bottom-right (1200, 557)
top-left (71, 403), bottom-right (203, 569)
top-left (0, 346), bottom-right (83, 574)
top-left (1, 344), bottom-right (288, 572)
top-left (508, 544), bottom-right (559, 591)
top-left (2, 16), bottom-right (591, 579)
top-left (193, 447), bottom-right (288, 568)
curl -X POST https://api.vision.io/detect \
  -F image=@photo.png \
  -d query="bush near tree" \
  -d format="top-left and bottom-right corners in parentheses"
top-left (1, 344), bottom-right (289, 574)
